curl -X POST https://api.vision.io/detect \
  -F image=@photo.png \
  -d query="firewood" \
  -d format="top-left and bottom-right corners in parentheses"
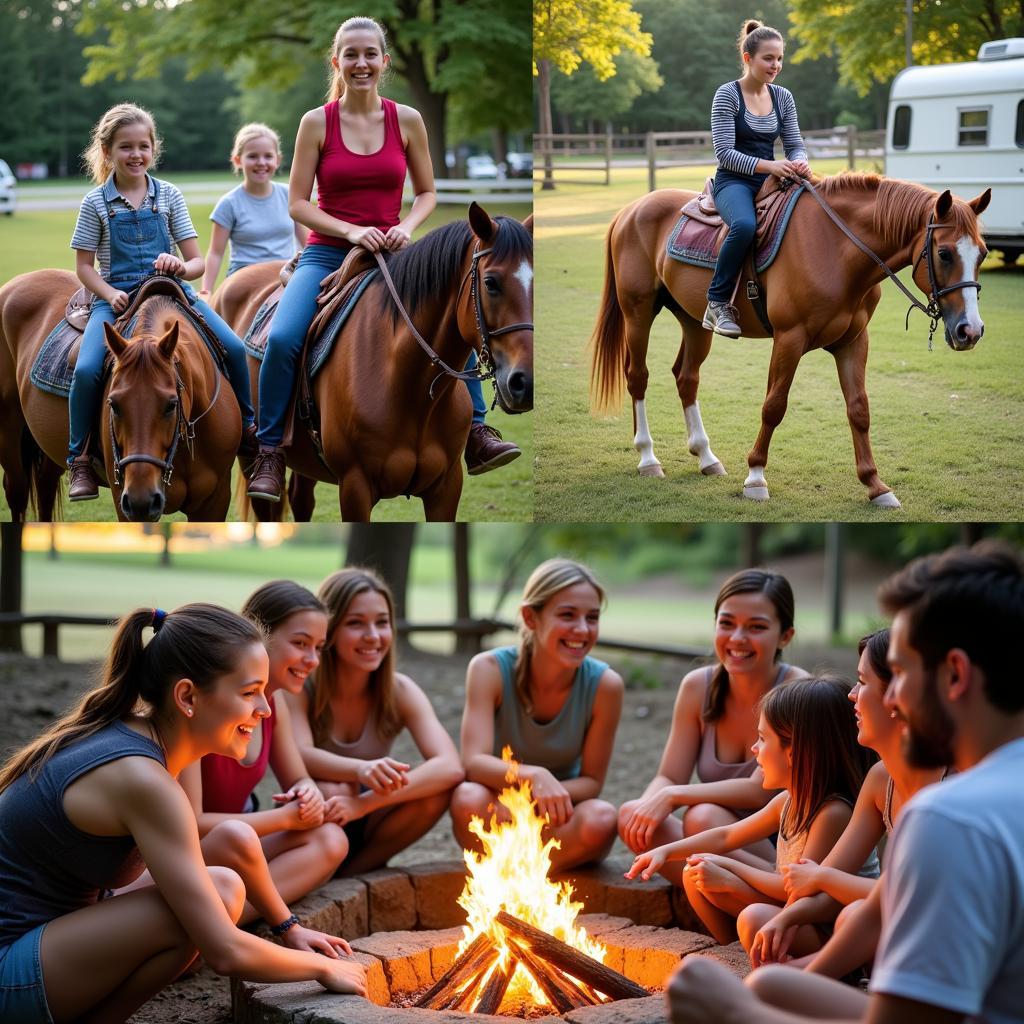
top-left (496, 910), bottom-right (648, 1001)
top-left (415, 933), bottom-right (494, 1009)
top-left (506, 936), bottom-right (586, 1013)
top-left (447, 951), bottom-right (498, 1012)
top-left (474, 952), bottom-right (518, 1015)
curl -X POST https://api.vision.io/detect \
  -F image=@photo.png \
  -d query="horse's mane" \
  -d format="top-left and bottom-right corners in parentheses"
top-left (379, 216), bottom-right (532, 325)
top-left (814, 171), bottom-right (982, 249)
top-left (112, 295), bottom-right (183, 376)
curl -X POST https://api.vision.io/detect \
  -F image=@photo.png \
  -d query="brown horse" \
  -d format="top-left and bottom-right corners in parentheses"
top-left (216, 203), bottom-right (533, 521)
top-left (0, 271), bottom-right (241, 521)
top-left (591, 173), bottom-right (991, 506)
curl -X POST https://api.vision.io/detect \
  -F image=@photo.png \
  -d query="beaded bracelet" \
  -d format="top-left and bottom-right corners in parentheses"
top-left (270, 914), bottom-right (300, 936)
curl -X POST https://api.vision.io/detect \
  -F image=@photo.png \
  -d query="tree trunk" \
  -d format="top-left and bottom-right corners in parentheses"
top-left (454, 524), bottom-right (476, 655)
top-left (0, 524), bottom-right (25, 653)
top-left (395, 29), bottom-right (449, 179)
top-left (346, 525), bottom-right (416, 640)
top-left (537, 59), bottom-right (555, 189)
top-left (741, 524), bottom-right (763, 568)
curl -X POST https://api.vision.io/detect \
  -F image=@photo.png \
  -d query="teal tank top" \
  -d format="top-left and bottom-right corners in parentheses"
top-left (489, 645), bottom-right (608, 781)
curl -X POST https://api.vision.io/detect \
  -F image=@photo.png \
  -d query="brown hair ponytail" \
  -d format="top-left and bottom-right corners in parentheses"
top-left (737, 18), bottom-right (784, 66)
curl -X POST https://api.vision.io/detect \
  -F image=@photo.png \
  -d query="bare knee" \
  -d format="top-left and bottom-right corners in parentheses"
top-left (204, 819), bottom-right (262, 870)
top-left (207, 865), bottom-right (247, 923)
top-left (744, 964), bottom-right (792, 1005)
top-left (737, 903), bottom-right (779, 952)
top-left (835, 898), bottom-right (863, 933)
top-left (574, 800), bottom-right (618, 854)
top-left (684, 803), bottom-right (732, 837)
top-left (450, 781), bottom-right (494, 827)
top-left (617, 799), bottom-right (640, 838)
top-left (313, 822), bottom-right (350, 868)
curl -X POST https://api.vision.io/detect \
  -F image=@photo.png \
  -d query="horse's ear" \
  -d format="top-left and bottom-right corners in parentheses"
top-left (157, 321), bottom-right (179, 359)
top-left (468, 201), bottom-right (497, 244)
top-left (103, 321), bottom-right (127, 358)
top-left (522, 213), bottom-right (533, 237)
top-left (934, 189), bottom-right (953, 220)
top-left (968, 188), bottom-right (991, 216)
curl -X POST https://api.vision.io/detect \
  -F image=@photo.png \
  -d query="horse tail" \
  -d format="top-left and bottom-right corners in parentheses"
top-left (21, 427), bottom-right (60, 521)
top-left (589, 216), bottom-right (626, 415)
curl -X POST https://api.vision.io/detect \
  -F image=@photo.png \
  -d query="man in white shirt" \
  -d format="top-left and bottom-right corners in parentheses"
top-left (668, 541), bottom-right (1024, 1024)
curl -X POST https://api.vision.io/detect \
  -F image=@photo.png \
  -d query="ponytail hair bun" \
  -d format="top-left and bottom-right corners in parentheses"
top-left (737, 18), bottom-right (784, 64)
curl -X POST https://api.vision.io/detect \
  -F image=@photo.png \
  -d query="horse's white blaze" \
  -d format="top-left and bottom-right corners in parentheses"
top-left (633, 399), bottom-right (662, 471)
top-left (513, 259), bottom-right (533, 297)
top-left (955, 237), bottom-right (983, 333)
top-left (683, 402), bottom-right (722, 472)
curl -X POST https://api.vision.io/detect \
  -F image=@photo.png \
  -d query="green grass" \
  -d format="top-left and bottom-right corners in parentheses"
top-left (0, 199), bottom-right (532, 522)
top-left (534, 160), bottom-right (1024, 522)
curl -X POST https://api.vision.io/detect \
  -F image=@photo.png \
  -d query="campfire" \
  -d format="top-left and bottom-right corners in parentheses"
top-left (415, 749), bottom-right (647, 1015)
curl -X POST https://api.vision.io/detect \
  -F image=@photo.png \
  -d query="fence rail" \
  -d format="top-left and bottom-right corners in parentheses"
top-left (0, 612), bottom-right (709, 663)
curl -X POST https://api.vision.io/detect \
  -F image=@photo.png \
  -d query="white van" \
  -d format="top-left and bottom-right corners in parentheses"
top-left (0, 159), bottom-right (16, 216)
top-left (886, 38), bottom-right (1024, 261)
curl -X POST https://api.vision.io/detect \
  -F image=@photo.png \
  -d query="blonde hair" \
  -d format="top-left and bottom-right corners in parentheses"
top-left (82, 103), bottom-right (161, 185)
top-left (313, 567), bottom-right (401, 746)
top-left (230, 122), bottom-right (282, 174)
top-left (514, 559), bottom-right (606, 715)
top-left (326, 16), bottom-right (389, 102)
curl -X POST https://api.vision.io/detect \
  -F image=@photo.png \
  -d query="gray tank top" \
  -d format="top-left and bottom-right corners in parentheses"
top-left (490, 645), bottom-right (608, 781)
top-left (302, 678), bottom-right (394, 760)
top-left (776, 794), bottom-right (881, 879)
top-left (0, 720), bottom-right (164, 946)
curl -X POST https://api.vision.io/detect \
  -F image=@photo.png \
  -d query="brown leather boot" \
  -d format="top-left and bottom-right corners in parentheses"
top-left (464, 423), bottom-right (521, 476)
top-left (67, 455), bottom-right (100, 501)
top-left (238, 423), bottom-right (259, 477)
top-left (246, 447), bottom-right (286, 502)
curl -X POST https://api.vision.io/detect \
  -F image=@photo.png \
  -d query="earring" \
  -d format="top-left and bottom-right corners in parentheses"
top-left (889, 710), bottom-right (898, 719)
top-left (186, 708), bottom-right (193, 718)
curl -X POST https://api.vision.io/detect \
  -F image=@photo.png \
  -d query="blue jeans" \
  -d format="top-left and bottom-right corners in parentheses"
top-left (258, 244), bottom-right (488, 446)
top-left (0, 924), bottom-right (54, 1023)
top-left (68, 294), bottom-right (255, 461)
top-left (707, 180), bottom-right (758, 303)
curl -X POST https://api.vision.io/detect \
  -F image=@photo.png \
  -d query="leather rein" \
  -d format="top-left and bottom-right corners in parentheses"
top-left (373, 242), bottom-right (534, 400)
top-left (799, 180), bottom-right (981, 350)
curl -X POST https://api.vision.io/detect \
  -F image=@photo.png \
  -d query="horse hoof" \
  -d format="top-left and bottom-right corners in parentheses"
top-left (701, 460), bottom-right (727, 476)
top-left (638, 463), bottom-right (665, 478)
top-left (743, 484), bottom-right (770, 501)
top-left (871, 491), bottom-right (901, 509)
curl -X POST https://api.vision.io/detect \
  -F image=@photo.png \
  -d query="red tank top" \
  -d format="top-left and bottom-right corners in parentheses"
top-left (307, 97), bottom-right (407, 249)
top-left (200, 702), bottom-right (276, 813)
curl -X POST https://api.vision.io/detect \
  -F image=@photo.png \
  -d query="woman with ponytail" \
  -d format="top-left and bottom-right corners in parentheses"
top-left (703, 19), bottom-right (811, 339)
top-left (283, 567), bottom-right (464, 875)
top-left (0, 603), bottom-right (365, 1023)
top-left (451, 559), bottom-right (624, 872)
top-left (619, 569), bottom-right (807, 876)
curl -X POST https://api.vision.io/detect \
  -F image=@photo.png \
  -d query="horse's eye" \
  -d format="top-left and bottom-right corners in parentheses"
top-left (938, 248), bottom-right (953, 264)
top-left (484, 275), bottom-right (500, 295)
top-left (108, 401), bottom-right (121, 418)
top-left (164, 399), bottom-right (178, 417)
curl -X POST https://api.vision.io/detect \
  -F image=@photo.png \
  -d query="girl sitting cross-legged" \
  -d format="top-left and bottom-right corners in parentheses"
top-left (283, 567), bottom-right (464, 875)
top-left (626, 676), bottom-right (876, 946)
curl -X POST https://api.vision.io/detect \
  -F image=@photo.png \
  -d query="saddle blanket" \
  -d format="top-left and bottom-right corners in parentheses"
top-left (667, 181), bottom-right (804, 273)
top-left (30, 303), bottom-right (224, 399)
top-left (243, 268), bottom-right (379, 381)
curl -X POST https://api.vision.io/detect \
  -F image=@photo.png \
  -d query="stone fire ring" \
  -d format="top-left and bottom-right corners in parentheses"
top-left (232, 860), bottom-right (752, 1024)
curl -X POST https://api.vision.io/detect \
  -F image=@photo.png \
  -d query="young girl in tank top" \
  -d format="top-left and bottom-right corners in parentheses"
top-left (627, 677), bottom-right (876, 946)
top-left (742, 629), bottom-right (951, 980)
top-left (0, 604), bottom-right (364, 1024)
top-left (620, 569), bottom-right (807, 871)
top-left (177, 581), bottom-right (349, 919)
top-left (282, 567), bottom-right (464, 875)
top-left (451, 559), bottom-right (624, 873)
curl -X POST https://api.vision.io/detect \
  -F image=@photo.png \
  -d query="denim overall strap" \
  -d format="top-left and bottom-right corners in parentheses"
top-left (104, 184), bottom-right (172, 292)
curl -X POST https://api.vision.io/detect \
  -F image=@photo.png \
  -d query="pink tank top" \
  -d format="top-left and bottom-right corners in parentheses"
top-left (200, 702), bottom-right (276, 813)
top-left (307, 98), bottom-right (407, 249)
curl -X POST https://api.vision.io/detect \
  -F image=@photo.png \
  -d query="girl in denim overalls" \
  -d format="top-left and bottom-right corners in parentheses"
top-left (67, 103), bottom-right (257, 501)
top-left (704, 20), bottom-right (811, 339)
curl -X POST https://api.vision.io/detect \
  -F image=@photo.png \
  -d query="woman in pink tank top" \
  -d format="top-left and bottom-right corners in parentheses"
top-left (618, 569), bottom-right (808, 883)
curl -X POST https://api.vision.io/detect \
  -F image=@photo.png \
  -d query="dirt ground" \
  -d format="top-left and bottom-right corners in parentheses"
top-left (0, 634), bottom-right (859, 1023)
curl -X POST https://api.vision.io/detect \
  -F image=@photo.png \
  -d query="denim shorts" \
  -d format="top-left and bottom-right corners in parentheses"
top-left (0, 923), bottom-right (54, 1023)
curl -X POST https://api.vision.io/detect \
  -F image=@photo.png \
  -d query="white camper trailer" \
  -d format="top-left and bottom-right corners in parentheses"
top-left (886, 38), bottom-right (1024, 261)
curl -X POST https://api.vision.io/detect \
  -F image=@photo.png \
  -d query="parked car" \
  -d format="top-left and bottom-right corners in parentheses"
top-left (0, 159), bottom-right (17, 216)
top-left (466, 154), bottom-right (499, 179)
top-left (504, 151), bottom-right (534, 178)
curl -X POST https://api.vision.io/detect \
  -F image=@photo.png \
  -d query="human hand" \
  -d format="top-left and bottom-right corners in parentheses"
top-left (152, 252), bottom-right (186, 276)
top-left (527, 768), bottom-right (573, 827)
top-left (683, 854), bottom-right (735, 895)
top-left (324, 792), bottom-right (369, 826)
top-left (383, 225), bottom-right (412, 251)
top-left (273, 782), bottom-right (325, 827)
top-left (749, 915), bottom-right (799, 967)
top-left (666, 957), bottom-right (755, 1024)
top-left (319, 957), bottom-right (367, 995)
top-left (282, 923), bottom-right (353, 958)
top-left (625, 846), bottom-right (668, 881)
top-left (107, 289), bottom-right (130, 313)
top-left (791, 159), bottom-right (811, 179)
top-left (622, 790), bottom-right (674, 853)
top-left (349, 225), bottom-right (387, 253)
top-left (781, 857), bottom-right (822, 900)
top-left (766, 159), bottom-right (803, 182)
top-left (356, 757), bottom-right (410, 794)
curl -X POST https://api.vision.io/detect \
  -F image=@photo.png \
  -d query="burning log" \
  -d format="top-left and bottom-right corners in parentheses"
top-left (474, 953), bottom-right (518, 1015)
top-left (506, 937), bottom-right (593, 1013)
top-left (447, 955), bottom-right (497, 1012)
top-left (415, 933), bottom-right (496, 1009)
top-left (496, 910), bottom-right (648, 1001)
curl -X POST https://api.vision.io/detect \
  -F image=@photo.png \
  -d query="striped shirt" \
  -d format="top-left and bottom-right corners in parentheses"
top-left (710, 82), bottom-right (807, 177)
top-left (70, 174), bottom-right (196, 281)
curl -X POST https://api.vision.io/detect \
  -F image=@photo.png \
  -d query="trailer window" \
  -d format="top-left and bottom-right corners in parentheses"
top-left (958, 108), bottom-right (989, 147)
top-left (892, 105), bottom-right (911, 149)
top-left (1017, 101), bottom-right (1024, 147)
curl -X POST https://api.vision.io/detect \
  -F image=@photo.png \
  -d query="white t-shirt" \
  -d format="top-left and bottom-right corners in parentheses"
top-left (210, 182), bottom-right (297, 275)
top-left (871, 736), bottom-right (1024, 1023)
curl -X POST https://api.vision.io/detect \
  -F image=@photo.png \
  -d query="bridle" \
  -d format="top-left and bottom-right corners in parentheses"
top-left (108, 358), bottom-right (221, 488)
top-left (800, 180), bottom-right (981, 349)
top-left (374, 242), bottom-right (534, 401)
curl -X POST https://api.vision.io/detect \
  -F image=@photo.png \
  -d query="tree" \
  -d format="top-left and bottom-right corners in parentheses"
top-left (346, 525), bottom-right (416, 631)
top-left (788, 0), bottom-right (1024, 95)
top-left (534, 0), bottom-right (652, 186)
top-left (0, 525), bottom-right (24, 654)
top-left (551, 49), bottom-right (663, 128)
